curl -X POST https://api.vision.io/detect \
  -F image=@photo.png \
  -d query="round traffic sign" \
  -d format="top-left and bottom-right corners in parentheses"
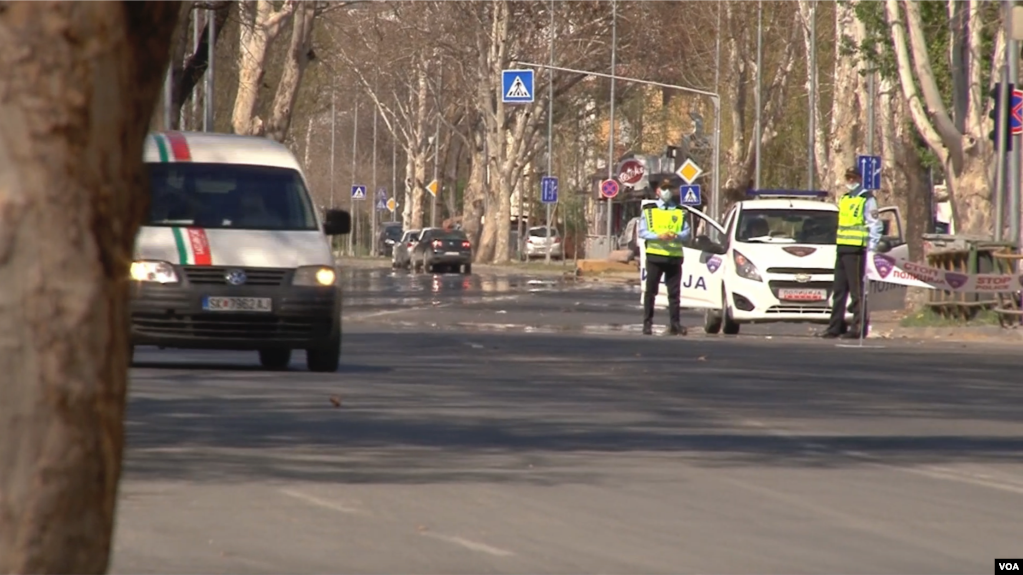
top-left (600, 179), bottom-right (619, 199)
top-left (616, 159), bottom-right (645, 186)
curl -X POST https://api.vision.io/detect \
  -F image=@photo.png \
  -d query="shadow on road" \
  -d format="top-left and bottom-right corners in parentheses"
top-left (125, 329), bottom-right (1023, 484)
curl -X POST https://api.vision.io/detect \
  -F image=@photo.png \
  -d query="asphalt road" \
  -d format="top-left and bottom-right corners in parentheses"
top-left (113, 267), bottom-right (1023, 574)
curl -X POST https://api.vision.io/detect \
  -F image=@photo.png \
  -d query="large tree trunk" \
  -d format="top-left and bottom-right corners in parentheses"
top-left (230, 0), bottom-right (295, 136)
top-left (409, 152), bottom-right (428, 229)
top-left (264, 1), bottom-right (316, 142)
top-left (462, 131), bottom-right (487, 253)
top-left (170, 1), bottom-right (232, 130)
top-left (232, 4), bottom-right (271, 135)
top-left (827, 0), bottom-right (866, 192)
top-left (476, 188), bottom-right (500, 263)
top-left (0, 2), bottom-right (179, 572)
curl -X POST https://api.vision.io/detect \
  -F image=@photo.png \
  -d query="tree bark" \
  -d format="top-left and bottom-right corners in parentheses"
top-left (0, 2), bottom-right (179, 572)
top-left (230, 0), bottom-right (296, 136)
top-left (827, 0), bottom-right (866, 192)
top-left (264, 1), bottom-right (317, 142)
top-left (170, 1), bottom-right (232, 129)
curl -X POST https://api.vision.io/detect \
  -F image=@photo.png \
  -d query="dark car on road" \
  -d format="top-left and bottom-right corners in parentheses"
top-left (411, 228), bottom-right (472, 274)
top-left (377, 223), bottom-right (403, 256)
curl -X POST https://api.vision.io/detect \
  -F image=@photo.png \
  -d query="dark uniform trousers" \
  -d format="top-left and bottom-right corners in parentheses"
top-left (826, 245), bottom-right (869, 336)
top-left (643, 253), bottom-right (683, 327)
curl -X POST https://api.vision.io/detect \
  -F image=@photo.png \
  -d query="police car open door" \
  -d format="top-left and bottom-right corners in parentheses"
top-left (638, 200), bottom-right (726, 310)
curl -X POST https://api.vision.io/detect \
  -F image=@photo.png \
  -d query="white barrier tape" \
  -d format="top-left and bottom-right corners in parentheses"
top-left (867, 251), bottom-right (1023, 293)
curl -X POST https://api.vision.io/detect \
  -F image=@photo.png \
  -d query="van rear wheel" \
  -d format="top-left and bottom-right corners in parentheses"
top-left (259, 348), bottom-right (292, 370)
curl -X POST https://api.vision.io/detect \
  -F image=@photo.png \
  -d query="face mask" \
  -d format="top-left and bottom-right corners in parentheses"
top-left (846, 182), bottom-right (859, 191)
top-left (658, 188), bottom-right (674, 203)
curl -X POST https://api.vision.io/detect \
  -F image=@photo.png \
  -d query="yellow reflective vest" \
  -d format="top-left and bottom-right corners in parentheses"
top-left (837, 192), bottom-right (869, 247)
top-left (644, 205), bottom-right (685, 257)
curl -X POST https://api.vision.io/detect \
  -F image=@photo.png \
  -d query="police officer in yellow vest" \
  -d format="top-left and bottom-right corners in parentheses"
top-left (638, 178), bottom-right (691, 336)
top-left (822, 166), bottom-right (883, 339)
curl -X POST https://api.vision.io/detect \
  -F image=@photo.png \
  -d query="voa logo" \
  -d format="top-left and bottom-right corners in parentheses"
top-left (997, 560), bottom-right (1021, 573)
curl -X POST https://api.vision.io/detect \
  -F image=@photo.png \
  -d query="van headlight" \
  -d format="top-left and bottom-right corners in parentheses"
top-left (293, 265), bottom-right (336, 286)
top-left (129, 260), bottom-right (179, 284)
top-left (732, 250), bottom-right (762, 282)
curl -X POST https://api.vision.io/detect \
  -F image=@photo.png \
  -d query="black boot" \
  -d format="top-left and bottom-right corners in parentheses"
top-left (669, 323), bottom-right (687, 336)
top-left (642, 321), bottom-right (653, 335)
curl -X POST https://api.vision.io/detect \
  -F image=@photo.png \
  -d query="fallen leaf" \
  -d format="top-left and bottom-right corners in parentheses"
top-left (697, 355), bottom-right (707, 361)
top-left (329, 395), bottom-right (342, 408)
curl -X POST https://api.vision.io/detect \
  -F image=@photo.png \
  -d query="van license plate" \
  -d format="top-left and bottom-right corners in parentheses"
top-left (202, 296), bottom-right (272, 312)
top-left (778, 288), bottom-right (826, 302)
top-left (445, 251), bottom-right (460, 256)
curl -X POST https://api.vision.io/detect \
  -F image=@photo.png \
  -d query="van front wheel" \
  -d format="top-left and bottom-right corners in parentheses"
top-left (307, 333), bottom-right (341, 373)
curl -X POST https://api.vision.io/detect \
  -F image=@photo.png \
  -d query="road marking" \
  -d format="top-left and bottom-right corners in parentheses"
top-left (279, 488), bottom-right (366, 515)
top-left (346, 294), bottom-right (525, 320)
top-left (740, 419), bottom-right (1023, 497)
top-left (420, 531), bottom-right (515, 557)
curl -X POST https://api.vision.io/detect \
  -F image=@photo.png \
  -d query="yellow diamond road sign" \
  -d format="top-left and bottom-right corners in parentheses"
top-left (676, 159), bottom-right (703, 185)
top-left (426, 179), bottom-right (439, 197)
top-left (386, 197), bottom-right (397, 212)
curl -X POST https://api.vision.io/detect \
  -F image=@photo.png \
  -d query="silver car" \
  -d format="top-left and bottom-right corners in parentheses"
top-left (523, 226), bottom-right (563, 259)
top-left (391, 229), bottom-right (420, 269)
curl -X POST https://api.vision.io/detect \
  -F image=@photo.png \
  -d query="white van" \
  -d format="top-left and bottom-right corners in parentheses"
top-left (130, 131), bottom-right (351, 371)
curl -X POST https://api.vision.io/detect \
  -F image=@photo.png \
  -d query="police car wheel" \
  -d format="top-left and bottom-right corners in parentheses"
top-left (704, 309), bottom-right (722, 334)
top-left (722, 307), bottom-right (740, 335)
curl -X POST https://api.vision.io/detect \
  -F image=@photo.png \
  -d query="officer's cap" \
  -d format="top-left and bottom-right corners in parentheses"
top-left (844, 166), bottom-right (862, 180)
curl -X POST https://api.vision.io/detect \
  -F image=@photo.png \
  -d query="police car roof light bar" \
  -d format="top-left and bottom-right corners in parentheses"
top-left (746, 189), bottom-right (830, 200)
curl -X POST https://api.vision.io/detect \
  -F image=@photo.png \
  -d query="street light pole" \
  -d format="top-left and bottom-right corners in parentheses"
top-left (204, 8), bottom-right (215, 132)
top-left (807, 2), bottom-right (817, 190)
top-left (349, 97), bottom-right (358, 256)
top-left (372, 86), bottom-right (379, 257)
top-left (754, 0), bottom-right (763, 189)
top-left (431, 72), bottom-right (441, 229)
top-left (391, 136), bottom-right (397, 223)
top-left (605, 0), bottom-right (617, 254)
top-left (330, 87), bottom-right (336, 210)
top-left (545, 0), bottom-right (555, 265)
top-left (712, 1), bottom-right (722, 220)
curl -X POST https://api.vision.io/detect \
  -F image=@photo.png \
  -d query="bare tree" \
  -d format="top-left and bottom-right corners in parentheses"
top-left (231, 0), bottom-right (298, 135)
top-left (885, 0), bottom-right (992, 235)
top-left (0, 1), bottom-right (179, 571)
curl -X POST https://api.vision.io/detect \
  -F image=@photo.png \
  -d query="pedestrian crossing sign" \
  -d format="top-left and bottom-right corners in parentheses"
top-left (501, 69), bottom-right (534, 104)
top-left (679, 184), bottom-right (702, 206)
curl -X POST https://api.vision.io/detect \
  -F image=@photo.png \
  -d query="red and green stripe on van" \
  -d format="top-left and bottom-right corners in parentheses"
top-left (150, 132), bottom-right (211, 265)
top-left (151, 131), bottom-right (192, 163)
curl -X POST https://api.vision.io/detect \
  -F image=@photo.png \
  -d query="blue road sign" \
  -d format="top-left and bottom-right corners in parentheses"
top-left (501, 69), bottom-right (534, 104)
top-left (856, 155), bottom-right (882, 191)
top-left (541, 176), bottom-right (559, 204)
top-left (375, 199), bottom-right (387, 210)
top-left (679, 184), bottom-right (702, 206)
top-left (376, 187), bottom-right (387, 201)
top-left (351, 185), bottom-right (367, 200)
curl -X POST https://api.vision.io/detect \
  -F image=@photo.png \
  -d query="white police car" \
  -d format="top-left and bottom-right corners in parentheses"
top-left (639, 190), bottom-right (909, 335)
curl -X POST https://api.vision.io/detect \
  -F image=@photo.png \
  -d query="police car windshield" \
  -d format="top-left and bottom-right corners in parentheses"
top-left (146, 163), bottom-right (318, 231)
top-left (736, 209), bottom-right (837, 245)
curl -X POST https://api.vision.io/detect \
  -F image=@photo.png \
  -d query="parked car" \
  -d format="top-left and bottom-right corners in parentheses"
top-left (523, 226), bottom-right (563, 260)
top-left (377, 223), bottom-right (403, 256)
top-left (411, 228), bottom-right (473, 274)
top-left (392, 228), bottom-right (420, 269)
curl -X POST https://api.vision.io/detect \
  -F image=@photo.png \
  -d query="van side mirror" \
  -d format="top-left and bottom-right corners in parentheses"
top-left (323, 209), bottom-right (351, 235)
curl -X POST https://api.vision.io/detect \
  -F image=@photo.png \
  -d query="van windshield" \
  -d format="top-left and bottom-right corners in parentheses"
top-left (146, 163), bottom-right (318, 231)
